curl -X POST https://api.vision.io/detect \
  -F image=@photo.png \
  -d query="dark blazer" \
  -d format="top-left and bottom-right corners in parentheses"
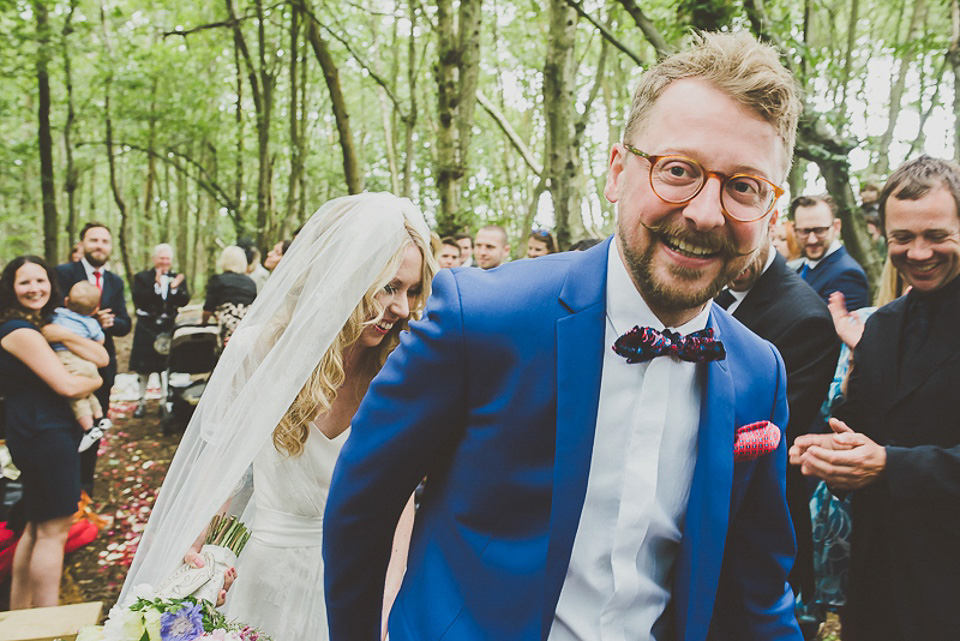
top-left (131, 269), bottom-right (190, 321)
top-left (800, 245), bottom-right (869, 310)
top-left (325, 238), bottom-right (801, 641)
top-left (54, 260), bottom-right (131, 405)
top-left (730, 252), bottom-right (841, 601)
top-left (834, 280), bottom-right (960, 641)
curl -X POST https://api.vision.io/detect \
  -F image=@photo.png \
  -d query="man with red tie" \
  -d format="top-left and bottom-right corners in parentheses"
top-left (56, 222), bottom-right (131, 495)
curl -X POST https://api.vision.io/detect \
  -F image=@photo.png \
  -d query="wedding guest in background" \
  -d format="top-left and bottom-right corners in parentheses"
top-left (130, 244), bottom-right (190, 418)
top-left (0, 256), bottom-right (106, 609)
top-left (436, 237), bottom-right (462, 269)
top-left (454, 232), bottom-right (474, 267)
top-left (569, 238), bottom-right (601, 251)
top-left (238, 238), bottom-right (271, 292)
top-left (55, 222), bottom-right (130, 496)
top-left (792, 156), bottom-right (960, 641)
top-left (203, 246), bottom-right (256, 344)
top-left (473, 225), bottom-right (510, 270)
top-left (527, 228), bottom-right (558, 257)
top-left (790, 195), bottom-right (870, 310)
top-left (264, 240), bottom-right (291, 272)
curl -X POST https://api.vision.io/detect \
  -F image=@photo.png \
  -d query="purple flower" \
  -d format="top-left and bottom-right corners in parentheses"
top-left (161, 603), bottom-right (204, 641)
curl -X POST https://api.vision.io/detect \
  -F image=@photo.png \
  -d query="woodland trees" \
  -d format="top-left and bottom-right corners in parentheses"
top-left (2, 0), bottom-right (956, 292)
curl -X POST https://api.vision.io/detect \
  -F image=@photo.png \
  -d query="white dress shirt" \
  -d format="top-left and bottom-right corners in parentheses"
top-left (802, 238), bottom-right (841, 270)
top-left (549, 242), bottom-right (707, 641)
top-left (80, 256), bottom-right (106, 285)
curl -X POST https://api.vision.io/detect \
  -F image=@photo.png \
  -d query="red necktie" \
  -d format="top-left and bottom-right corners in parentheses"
top-left (93, 270), bottom-right (102, 291)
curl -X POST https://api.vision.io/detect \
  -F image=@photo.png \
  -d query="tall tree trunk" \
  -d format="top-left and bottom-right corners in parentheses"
top-left (401, 0), bottom-right (418, 198)
top-left (543, 0), bottom-right (579, 250)
top-left (226, 0), bottom-right (275, 247)
top-left (234, 36), bottom-right (244, 229)
top-left (434, 0), bottom-right (482, 234)
top-left (62, 0), bottom-right (78, 245)
top-left (838, 0), bottom-right (860, 120)
top-left (143, 78), bottom-right (159, 238)
top-left (100, 2), bottom-right (133, 285)
top-left (298, 32), bottom-right (309, 222)
top-left (304, 7), bottom-right (363, 194)
top-left (285, 2), bottom-right (302, 238)
top-left (874, 0), bottom-right (927, 176)
top-left (34, 0), bottom-right (59, 263)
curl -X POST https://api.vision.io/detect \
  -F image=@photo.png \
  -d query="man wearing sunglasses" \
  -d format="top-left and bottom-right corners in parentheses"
top-left (790, 194), bottom-right (870, 310)
top-left (326, 32), bottom-right (803, 641)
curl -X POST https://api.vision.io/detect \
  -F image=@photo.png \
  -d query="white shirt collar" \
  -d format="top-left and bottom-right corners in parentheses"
top-left (606, 241), bottom-right (710, 336)
top-left (79, 257), bottom-right (102, 280)
top-left (804, 239), bottom-right (842, 268)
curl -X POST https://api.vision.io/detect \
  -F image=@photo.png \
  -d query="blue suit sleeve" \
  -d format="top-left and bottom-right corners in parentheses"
top-left (832, 268), bottom-right (870, 311)
top-left (709, 345), bottom-right (802, 641)
top-left (323, 269), bottom-right (468, 641)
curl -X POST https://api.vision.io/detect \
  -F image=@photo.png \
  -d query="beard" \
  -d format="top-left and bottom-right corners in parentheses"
top-left (618, 218), bottom-right (758, 317)
top-left (84, 250), bottom-right (108, 268)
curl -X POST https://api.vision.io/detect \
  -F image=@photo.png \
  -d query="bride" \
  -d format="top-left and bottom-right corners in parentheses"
top-left (120, 193), bottom-right (436, 640)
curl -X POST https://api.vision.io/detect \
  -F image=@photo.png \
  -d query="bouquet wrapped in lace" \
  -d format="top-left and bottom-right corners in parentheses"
top-left (80, 516), bottom-right (261, 641)
top-left (154, 514), bottom-right (251, 603)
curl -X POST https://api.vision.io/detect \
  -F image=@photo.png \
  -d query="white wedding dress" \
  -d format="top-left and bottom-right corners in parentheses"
top-left (224, 425), bottom-right (349, 641)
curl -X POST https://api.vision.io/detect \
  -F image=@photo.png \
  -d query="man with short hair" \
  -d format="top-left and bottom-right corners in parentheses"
top-left (791, 155), bottom-right (960, 641)
top-left (473, 225), bottom-right (510, 270)
top-left (716, 217), bottom-right (840, 630)
top-left (56, 222), bottom-right (131, 495)
top-left (454, 232), bottom-right (475, 267)
top-left (437, 237), bottom-right (462, 269)
top-left (326, 32), bottom-right (803, 641)
top-left (129, 244), bottom-right (190, 418)
top-left (791, 194), bottom-right (869, 309)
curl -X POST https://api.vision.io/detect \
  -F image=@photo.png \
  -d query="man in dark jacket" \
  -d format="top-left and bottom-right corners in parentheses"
top-left (130, 244), bottom-right (190, 417)
top-left (55, 222), bottom-right (131, 495)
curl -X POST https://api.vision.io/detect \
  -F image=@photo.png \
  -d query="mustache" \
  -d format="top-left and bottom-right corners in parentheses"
top-left (638, 218), bottom-right (757, 258)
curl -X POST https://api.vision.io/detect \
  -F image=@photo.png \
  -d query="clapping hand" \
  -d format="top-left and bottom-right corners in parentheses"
top-left (789, 418), bottom-right (887, 490)
top-left (171, 273), bottom-right (185, 289)
top-left (828, 292), bottom-right (865, 349)
top-left (95, 308), bottom-right (115, 329)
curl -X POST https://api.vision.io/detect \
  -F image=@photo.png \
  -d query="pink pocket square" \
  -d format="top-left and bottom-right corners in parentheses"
top-left (733, 420), bottom-right (781, 462)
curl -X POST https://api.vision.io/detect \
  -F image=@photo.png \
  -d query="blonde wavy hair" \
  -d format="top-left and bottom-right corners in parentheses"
top-left (272, 219), bottom-right (436, 456)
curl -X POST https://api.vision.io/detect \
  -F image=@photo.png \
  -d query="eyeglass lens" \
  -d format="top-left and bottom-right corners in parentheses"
top-left (795, 227), bottom-right (831, 238)
top-left (650, 156), bottom-right (776, 221)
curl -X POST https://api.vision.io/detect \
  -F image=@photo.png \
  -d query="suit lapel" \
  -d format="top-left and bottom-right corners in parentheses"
top-left (674, 310), bottom-right (734, 641)
top-left (541, 239), bottom-right (609, 639)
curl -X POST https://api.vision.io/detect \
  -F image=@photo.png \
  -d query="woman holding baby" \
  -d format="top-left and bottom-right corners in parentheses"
top-left (0, 255), bottom-right (108, 608)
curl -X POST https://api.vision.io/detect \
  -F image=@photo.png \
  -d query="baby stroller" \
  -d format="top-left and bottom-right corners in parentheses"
top-left (157, 323), bottom-right (220, 435)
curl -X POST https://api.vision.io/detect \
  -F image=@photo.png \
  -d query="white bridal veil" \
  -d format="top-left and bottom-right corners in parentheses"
top-left (120, 192), bottom-right (431, 602)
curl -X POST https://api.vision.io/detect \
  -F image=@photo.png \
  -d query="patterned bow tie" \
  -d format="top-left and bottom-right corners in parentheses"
top-left (612, 326), bottom-right (726, 363)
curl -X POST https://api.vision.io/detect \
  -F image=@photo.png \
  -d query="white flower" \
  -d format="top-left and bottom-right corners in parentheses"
top-left (131, 583), bottom-right (157, 600)
top-left (75, 625), bottom-right (106, 641)
top-left (101, 605), bottom-right (145, 641)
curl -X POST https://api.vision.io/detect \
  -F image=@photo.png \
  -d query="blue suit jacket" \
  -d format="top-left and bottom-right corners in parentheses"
top-left (324, 239), bottom-right (801, 641)
top-left (800, 245), bottom-right (869, 310)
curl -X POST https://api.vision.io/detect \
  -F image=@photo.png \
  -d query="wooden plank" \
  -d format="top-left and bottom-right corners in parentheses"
top-left (0, 602), bottom-right (103, 641)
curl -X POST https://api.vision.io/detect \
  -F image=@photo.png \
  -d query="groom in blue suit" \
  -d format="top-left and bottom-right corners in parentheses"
top-left (325, 32), bottom-right (803, 641)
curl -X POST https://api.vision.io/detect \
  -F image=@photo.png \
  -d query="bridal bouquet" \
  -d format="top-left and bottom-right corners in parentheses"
top-left (77, 516), bottom-right (264, 641)
top-left (75, 588), bottom-right (270, 641)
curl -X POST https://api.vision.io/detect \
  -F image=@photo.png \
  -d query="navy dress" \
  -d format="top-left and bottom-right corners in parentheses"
top-left (0, 318), bottom-right (81, 522)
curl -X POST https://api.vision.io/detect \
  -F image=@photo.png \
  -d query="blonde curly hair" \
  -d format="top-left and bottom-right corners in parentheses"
top-left (272, 219), bottom-right (436, 457)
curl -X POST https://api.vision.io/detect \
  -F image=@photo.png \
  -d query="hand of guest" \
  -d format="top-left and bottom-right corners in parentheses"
top-left (184, 547), bottom-right (237, 607)
top-left (789, 418), bottom-right (886, 490)
top-left (95, 308), bottom-right (115, 329)
top-left (828, 292), bottom-right (864, 349)
top-left (171, 273), bottom-right (185, 289)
